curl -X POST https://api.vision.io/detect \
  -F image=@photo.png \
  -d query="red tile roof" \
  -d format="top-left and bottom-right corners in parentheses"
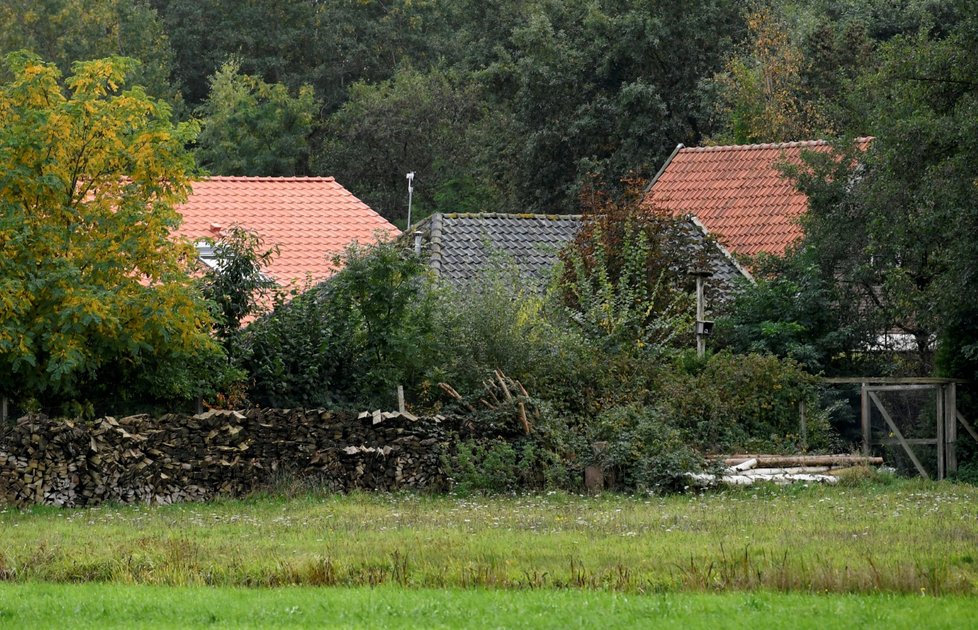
top-left (173, 177), bottom-right (399, 285)
top-left (646, 139), bottom-right (870, 257)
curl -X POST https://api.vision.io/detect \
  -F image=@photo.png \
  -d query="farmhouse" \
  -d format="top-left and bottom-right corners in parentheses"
top-left (173, 176), bottom-right (399, 287)
top-left (645, 139), bottom-right (872, 257)
top-left (406, 212), bottom-right (750, 292)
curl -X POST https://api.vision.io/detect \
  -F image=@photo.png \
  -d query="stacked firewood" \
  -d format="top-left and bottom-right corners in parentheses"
top-left (689, 454), bottom-right (885, 487)
top-left (0, 408), bottom-right (452, 507)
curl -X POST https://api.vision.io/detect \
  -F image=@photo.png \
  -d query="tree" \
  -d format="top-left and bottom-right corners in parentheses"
top-left (196, 61), bottom-right (318, 176)
top-left (559, 182), bottom-right (712, 354)
top-left (0, 52), bottom-right (218, 412)
top-left (712, 5), bottom-right (830, 143)
top-left (776, 7), bottom-right (978, 377)
top-left (476, 0), bottom-right (745, 212)
top-left (0, 0), bottom-right (181, 108)
top-left (316, 68), bottom-right (494, 223)
top-left (200, 225), bottom-right (278, 362)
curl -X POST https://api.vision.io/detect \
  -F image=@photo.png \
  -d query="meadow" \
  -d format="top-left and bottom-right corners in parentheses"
top-left (1, 479), bottom-right (977, 594)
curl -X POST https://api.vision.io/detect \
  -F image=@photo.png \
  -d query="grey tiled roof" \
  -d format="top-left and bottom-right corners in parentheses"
top-left (410, 213), bottom-right (582, 289)
top-left (405, 212), bottom-right (751, 295)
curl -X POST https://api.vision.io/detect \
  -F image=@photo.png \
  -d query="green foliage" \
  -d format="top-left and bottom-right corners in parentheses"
top-left (196, 60), bottom-right (318, 176)
top-left (0, 52), bottom-right (219, 412)
top-left (594, 404), bottom-right (706, 493)
top-left (658, 351), bottom-right (830, 453)
top-left (718, 251), bottom-right (875, 375)
top-left (0, 0), bottom-right (181, 108)
top-left (156, 0), bottom-right (452, 109)
top-left (711, 6), bottom-right (830, 144)
top-left (560, 183), bottom-right (711, 355)
top-left (777, 10), bottom-right (978, 377)
top-left (473, 0), bottom-right (745, 212)
top-left (317, 68), bottom-right (495, 223)
top-left (430, 266), bottom-right (601, 414)
top-left (326, 241), bottom-right (438, 406)
top-left (444, 440), bottom-right (526, 494)
top-left (244, 283), bottom-right (338, 409)
top-left (245, 239), bottom-right (437, 409)
top-left (200, 225), bottom-right (278, 358)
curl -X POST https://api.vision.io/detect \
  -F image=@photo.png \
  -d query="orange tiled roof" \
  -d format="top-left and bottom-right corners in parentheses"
top-left (646, 139), bottom-right (870, 257)
top-left (173, 176), bottom-right (399, 285)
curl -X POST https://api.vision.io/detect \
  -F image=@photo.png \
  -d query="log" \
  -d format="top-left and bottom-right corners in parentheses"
top-left (723, 455), bottom-right (883, 468)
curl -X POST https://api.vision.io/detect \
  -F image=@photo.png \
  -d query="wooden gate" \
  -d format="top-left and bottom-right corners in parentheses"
top-left (826, 378), bottom-right (971, 480)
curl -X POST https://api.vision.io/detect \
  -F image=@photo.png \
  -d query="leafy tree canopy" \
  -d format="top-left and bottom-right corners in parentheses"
top-left (0, 52), bottom-right (218, 412)
top-left (0, 0), bottom-right (181, 109)
top-left (196, 60), bottom-right (318, 176)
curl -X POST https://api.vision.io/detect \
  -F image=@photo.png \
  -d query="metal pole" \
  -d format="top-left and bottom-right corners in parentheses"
top-left (406, 172), bottom-right (415, 229)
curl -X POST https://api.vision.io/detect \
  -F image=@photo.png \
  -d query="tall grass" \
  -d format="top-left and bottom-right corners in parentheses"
top-left (1, 481), bottom-right (977, 594)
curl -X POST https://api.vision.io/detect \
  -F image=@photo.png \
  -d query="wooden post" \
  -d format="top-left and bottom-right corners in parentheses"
top-left (861, 383), bottom-right (871, 456)
top-left (799, 400), bottom-right (807, 451)
top-left (1, 396), bottom-right (7, 423)
top-left (397, 385), bottom-right (405, 414)
top-left (946, 383), bottom-right (957, 476)
top-left (936, 386), bottom-right (945, 480)
top-left (695, 274), bottom-right (706, 358)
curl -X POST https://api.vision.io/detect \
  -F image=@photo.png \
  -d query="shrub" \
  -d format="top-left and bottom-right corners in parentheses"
top-left (594, 403), bottom-right (706, 493)
top-left (244, 239), bottom-right (440, 409)
top-left (657, 351), bottom-right (832, 453)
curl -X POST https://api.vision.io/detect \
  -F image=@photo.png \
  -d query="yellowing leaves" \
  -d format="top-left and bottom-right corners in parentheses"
top-left (0, 52), bottom-right (218, 403)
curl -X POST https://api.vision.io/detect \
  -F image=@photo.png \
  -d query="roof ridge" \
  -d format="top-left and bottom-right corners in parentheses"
top-left (683, 136), bottom-right (874, 153)
top-left (442, 212), bottom-right (584, 220)
top-left (683, 139), bottom-right (830, 153)
top-left (197, 176), bottom-right (337, 182)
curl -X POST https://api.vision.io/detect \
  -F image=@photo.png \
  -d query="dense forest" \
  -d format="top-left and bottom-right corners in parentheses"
top-left (0, 0), bottom-right (967, 222)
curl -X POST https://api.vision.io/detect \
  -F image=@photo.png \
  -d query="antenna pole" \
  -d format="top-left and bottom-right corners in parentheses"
top-left (406, 172), bottom-right (415, 229)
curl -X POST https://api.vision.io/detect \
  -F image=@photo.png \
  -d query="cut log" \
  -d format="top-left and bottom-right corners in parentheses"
top-left (723, 455), bottom-right (883, 468)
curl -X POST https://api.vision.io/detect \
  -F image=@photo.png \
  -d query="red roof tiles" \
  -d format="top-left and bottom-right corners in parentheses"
top-left (173, 177), bottom-right (399, 285)
top-left (646, 139), bottom-right (870, 257)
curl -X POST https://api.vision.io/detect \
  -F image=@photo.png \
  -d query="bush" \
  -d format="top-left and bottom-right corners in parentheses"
top-left (594, 403), bottom-right (706, 493)
top-left (244, 239), bottom-right (439, 409)
top-left (657, 351), bottom-right (833, 453)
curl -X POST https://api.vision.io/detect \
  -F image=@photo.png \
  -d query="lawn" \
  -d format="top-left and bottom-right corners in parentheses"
top-left (2, 479), bottom-right (977, 594)
top-left (1, 584), bottom-right (978, 629)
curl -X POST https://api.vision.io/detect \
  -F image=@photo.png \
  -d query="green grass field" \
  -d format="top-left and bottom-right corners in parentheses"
top-left (2, 480), bottom-right (977, 594)
top-left (1, 584), bottom-right (977, 629)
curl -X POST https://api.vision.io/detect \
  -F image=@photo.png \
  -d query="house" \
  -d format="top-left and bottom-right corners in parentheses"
top-left (173, 176), bottom-right (399, 287)
top-left (407, 212), bottom-right (750, 292)
top-left (645, 139), bottom-right (872, 258)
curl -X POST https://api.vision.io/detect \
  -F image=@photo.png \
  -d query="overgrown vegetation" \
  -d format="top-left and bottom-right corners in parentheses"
top-left (226, 187), bottom-right (828, 493)
top-left (2, 484), bottom-right (977, 594)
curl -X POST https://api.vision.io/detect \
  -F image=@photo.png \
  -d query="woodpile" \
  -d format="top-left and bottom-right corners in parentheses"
top-left (690, 454), bottom-right (885, 487)
top-left (0, 408), bottom-right (453, 507)
top-left (439, 369), bottom-right (538, 438)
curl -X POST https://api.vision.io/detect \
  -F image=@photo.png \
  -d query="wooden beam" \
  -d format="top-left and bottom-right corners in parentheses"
top-left (936, 385), bottom-right (945, 480)
top-left (945, 383), bottom-right (956, 475)
top-left (869, 391), bottom-right (930, 479)
top-left (864, 384), bottom-right (941, 392)
top-left (861, 383), bottom-right (871, 457)
top-left (957, 411), bottom-right (978, 443)
top-left (824, 377), bottom-right (967, 385)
